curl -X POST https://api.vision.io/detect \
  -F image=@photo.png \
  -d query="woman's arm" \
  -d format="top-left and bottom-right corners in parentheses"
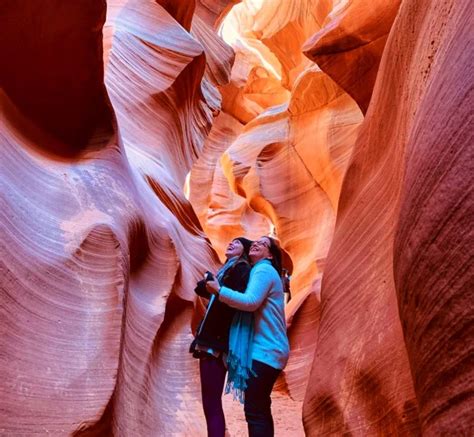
top-left (216, 267), bottom-right (272, 311)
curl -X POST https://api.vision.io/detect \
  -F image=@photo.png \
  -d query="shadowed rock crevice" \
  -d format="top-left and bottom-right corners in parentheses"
top-left (146, 175), bottom-right (206, 236)
top-left (128, 217), bottom-right (150, 275)
top-left (71, 396), bottom-right (114, 437)
top-left (0, 0), bottom-right (114, 156)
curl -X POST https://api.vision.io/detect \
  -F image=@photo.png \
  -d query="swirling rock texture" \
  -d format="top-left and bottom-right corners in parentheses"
top-left (1, 0), bottom-right (222, 435)
top-left (1, 0), bottom-right (472, 436)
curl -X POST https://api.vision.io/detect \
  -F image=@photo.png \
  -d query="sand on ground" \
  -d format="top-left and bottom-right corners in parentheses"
top-left (223, 391), bottom-right (305, 436)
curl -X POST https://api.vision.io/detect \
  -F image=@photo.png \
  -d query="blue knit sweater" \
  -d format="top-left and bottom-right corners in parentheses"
top-left (219, 259), bottom-right (289, 370)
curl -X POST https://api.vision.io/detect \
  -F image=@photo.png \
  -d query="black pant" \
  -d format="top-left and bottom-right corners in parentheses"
top-left (244, 360), bottom-right (281, 437)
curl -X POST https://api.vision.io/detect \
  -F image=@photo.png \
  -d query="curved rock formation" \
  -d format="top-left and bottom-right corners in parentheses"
top-left (199, 0), bottom-right (364, 293)
top-left (189, 111), bottom-right (271, 261)
top-left (221, 70), bottom-right (362, 297)
top-left (393, 1), bottom-right (473, 434)
top-left (1, 0), bottom-right (472, 435)
top-left (1, 3), bottom-right (125, 433)
top-left (1, 0), bottom-right (227, 434)
top-left (303, 0), bottom-right (472, 435)
top-left (303, 0), bottom-right (401, 113)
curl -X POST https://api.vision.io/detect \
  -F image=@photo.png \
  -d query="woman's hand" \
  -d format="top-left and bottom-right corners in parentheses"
top-left (206, 279), bottom-right (220, 296)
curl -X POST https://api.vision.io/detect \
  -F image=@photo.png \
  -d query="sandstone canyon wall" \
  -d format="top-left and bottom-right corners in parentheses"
top-left (1, 0), bottom-right (472, 436)
top-left (1, 1), bottom-right (221, 435)
top-left (302, 0), bottom-right (473, 435)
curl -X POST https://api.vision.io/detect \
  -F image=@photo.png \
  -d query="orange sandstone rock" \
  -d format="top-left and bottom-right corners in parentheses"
top-left (303, 0), bottom-right (401, 113)
top-left (221, 67), bottom-right (362, 300)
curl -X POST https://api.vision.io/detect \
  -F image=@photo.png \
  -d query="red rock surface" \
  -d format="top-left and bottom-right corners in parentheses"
top-left (1, 1), bottom-right (220, 434)
top-left (303, 0), bottom-right (473, 435)
top-left (1, 0), bottom-right (472, 435)
top-left (392, 1), bottom-right (473, 434)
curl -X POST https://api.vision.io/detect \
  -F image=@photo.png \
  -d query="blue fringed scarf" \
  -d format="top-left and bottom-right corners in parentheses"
top-left (214, 256), bottom-right (256, 402)
top-left (225, 312), bottom-right (256, 403)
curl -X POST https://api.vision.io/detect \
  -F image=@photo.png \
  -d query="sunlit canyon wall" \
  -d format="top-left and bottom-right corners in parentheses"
top-left (1, 0), bottom-right (472, 436)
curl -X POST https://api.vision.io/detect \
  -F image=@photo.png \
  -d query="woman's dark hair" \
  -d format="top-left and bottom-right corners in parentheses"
top-left (234, 237), bottom-right (253, 262)
top-left (265, 236), bottom-right (282, 276)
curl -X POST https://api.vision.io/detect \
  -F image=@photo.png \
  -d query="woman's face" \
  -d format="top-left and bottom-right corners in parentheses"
top-left (225, 239), bottom-right (244, 259)
top-left (249, 237), bottom-right (272, 263)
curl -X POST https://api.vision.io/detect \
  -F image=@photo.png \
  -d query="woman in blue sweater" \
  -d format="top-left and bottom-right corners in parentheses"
top-left (207, 236), bottom-right (289, 437)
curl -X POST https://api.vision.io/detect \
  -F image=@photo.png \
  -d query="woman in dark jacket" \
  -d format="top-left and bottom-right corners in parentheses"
top-left (190, 237), bottom-right (252, 437)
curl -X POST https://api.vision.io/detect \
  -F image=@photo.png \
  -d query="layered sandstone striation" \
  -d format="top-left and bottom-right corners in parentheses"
top-left (1, 1), bottom-right (221, 435)
top-left (392, 1), bottom-right (473, 434)
top-left (1, 0), bottom-right (472, 436)
top-left (303, 0), bottom-right (473, 435)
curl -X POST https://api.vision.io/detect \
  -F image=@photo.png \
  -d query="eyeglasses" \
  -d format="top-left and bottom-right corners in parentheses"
top-left (251, 239), bottom-right (270, 249)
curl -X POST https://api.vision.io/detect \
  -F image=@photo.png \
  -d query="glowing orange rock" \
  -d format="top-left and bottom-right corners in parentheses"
top-left (221, 65), bottom-right (362, 299)
top-left (303, 0), bottom-right (401, 113)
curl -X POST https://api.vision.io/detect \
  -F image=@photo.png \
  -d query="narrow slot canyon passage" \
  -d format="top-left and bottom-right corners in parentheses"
top-left (1, 1), bottom-right (472, 436)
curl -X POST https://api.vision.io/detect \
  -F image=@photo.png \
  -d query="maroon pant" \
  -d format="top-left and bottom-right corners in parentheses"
top-left (199, 355), bottom-right (227, 437)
